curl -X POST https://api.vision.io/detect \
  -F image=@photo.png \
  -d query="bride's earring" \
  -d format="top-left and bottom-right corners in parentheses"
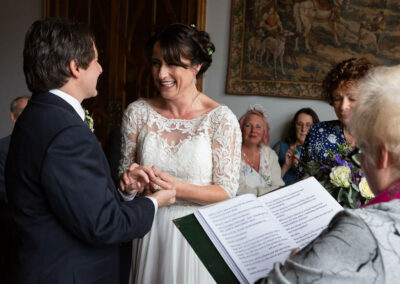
top-left (193, 69), bottom-right (198, 84)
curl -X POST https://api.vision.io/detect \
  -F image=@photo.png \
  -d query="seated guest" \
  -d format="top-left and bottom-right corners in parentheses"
top-left (273, 108), bottom-right (319, 185)
top-left (262, 64), bottom-right (400, 283)
top-left (237, 106), bottom-right (284, 196)
top-left (298, 57), bottom-right (373, 177)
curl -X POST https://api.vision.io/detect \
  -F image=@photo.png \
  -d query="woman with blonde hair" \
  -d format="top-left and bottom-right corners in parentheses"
top-left (237, 106), bottom-right (284, 196)
top-left (261, 65), bottom-right (400, 283)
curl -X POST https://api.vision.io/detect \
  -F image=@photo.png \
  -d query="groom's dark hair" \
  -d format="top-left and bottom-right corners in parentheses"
top-left (23, 18), bottom-right (95, 94)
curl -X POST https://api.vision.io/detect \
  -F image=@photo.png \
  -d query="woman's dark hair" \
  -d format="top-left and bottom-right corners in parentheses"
top-left (286, 108), bottom-right (320, 145)
top-left (144, 23), bottom-right (215, 78)
top-left (23, 18), bottom-right (95, 94)
top-left (322, 57), bottom-right (373, 105)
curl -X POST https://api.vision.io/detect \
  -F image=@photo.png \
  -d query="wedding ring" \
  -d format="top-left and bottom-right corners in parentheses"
top-left (153, 184), bottom-right (160, 190)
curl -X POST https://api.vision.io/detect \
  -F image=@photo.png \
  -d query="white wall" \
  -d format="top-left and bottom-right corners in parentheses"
top-left (204, 1), bottom-right (336, 145)
top-left (0, 0), bottom-right (42, 137)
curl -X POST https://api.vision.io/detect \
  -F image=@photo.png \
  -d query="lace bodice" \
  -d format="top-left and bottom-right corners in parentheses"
top-left (119, 99), bottom-right (242, 203)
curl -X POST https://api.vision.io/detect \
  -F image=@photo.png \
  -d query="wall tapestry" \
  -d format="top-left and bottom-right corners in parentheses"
top-left (226, 0), bottom-right (400, 99)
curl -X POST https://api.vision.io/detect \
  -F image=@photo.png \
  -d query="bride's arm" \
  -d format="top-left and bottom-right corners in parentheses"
top-left (119, 105), bottom-right (140, 176)
top-left (151, 109), bottom-right (242, 204)
top-left (151, 169), bottom-right (229, 204)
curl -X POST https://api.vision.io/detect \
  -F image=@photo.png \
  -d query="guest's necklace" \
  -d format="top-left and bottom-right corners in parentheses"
top-left (344, 128), bottom-right (355, 147)
top-left (242, 149), bottom-right (260, 171)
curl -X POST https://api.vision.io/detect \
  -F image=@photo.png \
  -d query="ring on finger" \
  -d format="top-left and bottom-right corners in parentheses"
top-left (153, 184), bottom-right (160, 190)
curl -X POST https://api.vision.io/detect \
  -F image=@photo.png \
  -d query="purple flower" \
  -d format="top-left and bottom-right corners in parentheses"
top-left (333, 154), bottom-right (353, 168)
top-left (352, 170), bottom-right (362, 184)
top-left (356, 201), bottom-right (362, 208)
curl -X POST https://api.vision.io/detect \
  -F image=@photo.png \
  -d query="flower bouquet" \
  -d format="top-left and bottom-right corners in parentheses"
top-left (303, 143), bottom-right (374, 208)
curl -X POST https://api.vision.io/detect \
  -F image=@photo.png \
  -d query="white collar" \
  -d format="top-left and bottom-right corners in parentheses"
top-left (49, 89), bottom-right (85, 121)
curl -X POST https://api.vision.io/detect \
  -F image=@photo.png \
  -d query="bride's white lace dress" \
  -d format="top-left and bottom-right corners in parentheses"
top-left (120, 99), bottom-right (241, 284)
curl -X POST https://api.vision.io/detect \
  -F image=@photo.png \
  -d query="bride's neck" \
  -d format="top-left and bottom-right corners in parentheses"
top-left (163, 86), bottom-right (201, 118)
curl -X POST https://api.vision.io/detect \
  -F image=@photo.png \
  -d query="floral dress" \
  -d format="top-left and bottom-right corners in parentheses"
top-left (298, 120), bottom-right (346, 177)
top-left (237, 145), bottom-right (284, 196)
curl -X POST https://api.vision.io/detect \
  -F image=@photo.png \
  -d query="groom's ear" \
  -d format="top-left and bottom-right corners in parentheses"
top-left (69, 60), bottom-right (80, 78)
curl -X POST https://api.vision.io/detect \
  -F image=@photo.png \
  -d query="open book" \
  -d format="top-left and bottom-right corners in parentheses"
top-left (177, 177), bottom-right (342, 284)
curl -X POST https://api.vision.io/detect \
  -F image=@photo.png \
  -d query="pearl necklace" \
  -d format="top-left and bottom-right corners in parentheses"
top-left (242, 150), bottom-right (260, 171)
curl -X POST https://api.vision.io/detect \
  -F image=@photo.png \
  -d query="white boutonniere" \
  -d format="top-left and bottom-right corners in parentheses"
top-left (83, 108), bottom-right (94, 132)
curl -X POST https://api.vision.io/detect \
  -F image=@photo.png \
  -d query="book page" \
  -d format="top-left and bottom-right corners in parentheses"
top-left (258, 177), bottom-right (343, 248)
top-left (195, 194), bottom-right (297, 284)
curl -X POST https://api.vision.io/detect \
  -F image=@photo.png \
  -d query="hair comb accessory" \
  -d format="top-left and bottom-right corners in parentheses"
top-left (249, 104), bottom-right (268, 118)
top-left (190, 24), bottom-right (196, 28)
top-left (207, 47), bottom-right (213, 56)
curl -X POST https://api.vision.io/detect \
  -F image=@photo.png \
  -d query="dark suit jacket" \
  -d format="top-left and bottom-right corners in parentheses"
top-left (0, 135), bottom-right (10, 202)
top-left (5, 92), bottom-right (155, 284)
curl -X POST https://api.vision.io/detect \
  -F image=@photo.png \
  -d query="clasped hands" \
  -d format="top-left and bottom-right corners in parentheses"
top-left (120, 163), bottom-right (177, 207)
top-left (284, 146), bottom-right (300, 168)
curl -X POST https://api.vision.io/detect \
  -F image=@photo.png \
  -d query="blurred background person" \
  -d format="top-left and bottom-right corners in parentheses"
top-left (0, 95), bottom-right (29, 284)
top-left (298, 58), bottom-right (373, 177)
top-left (273, 108), bottom-right (319, 185)
top-left (119, 23), bottom-right (241, 283)
top-left (0, 96), bottom-right (29, 202)
top-left (237, 106), bottom-right (284, 196)
top-left (262, 64), bottom-right (400, 283)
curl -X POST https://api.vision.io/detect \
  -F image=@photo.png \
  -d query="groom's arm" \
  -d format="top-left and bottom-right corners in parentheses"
top-left (40, 125), bottom-right (155, 245)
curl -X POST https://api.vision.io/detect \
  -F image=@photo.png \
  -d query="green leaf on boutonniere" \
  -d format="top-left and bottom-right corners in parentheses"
top-left (83, 108), bottom-right (94, 132)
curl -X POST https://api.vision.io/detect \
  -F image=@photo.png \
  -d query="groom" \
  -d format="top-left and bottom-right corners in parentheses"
top-left (5, 18), bottom-right (175, 283)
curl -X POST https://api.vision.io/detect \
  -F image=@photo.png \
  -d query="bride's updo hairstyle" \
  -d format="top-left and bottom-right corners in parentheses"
top-left (145, 23), bottom-right (215, 78)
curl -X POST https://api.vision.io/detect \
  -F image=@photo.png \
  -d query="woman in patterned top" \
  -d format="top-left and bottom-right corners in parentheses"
top-left (262, 64), bottom-right (400, 284)
top-left (298, 58), bottom-right (373, 177)
top-left (237, 106), bottom-right (284, 196)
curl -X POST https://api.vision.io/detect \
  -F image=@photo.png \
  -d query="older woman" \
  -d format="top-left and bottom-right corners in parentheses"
top-left (298, 58), bottom-right (373, 176)
top-left (273, 108), bottom-right (319, 184)
top-left (237, 107), bottom-right (284, 196)
top-left (119, 24), bottom-right (241, 283)
top-left (262, 65), bottom-right (400, 283)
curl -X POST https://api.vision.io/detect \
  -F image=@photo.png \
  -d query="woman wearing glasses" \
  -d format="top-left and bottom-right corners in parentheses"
top-left (262, 64), bottom-right (400, 283)
top-left (298, 58), bottom-right (373, 177)
top-left (273, 108), bottom-right (319, 185)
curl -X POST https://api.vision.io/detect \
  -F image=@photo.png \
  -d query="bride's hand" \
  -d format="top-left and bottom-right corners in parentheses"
top-left (150, 166), bottom-right (182, 193)
top-left (120, 163), bottom-right (156, 195)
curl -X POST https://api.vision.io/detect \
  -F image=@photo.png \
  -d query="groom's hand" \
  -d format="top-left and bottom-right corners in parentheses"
top-left (148, 189), bottom-right (176, 207)
top-left (120, 163), bottom-right (156, 195)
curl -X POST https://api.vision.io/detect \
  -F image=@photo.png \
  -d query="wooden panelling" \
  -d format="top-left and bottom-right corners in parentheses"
top-left (43, 0), bottom-right (207, 148)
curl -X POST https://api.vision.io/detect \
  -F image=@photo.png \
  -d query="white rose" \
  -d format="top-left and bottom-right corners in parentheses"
top-left (359, 177), bottom-right (374, 199)
top-left (330, 166), bottom-right (351, 188)
top-left (327, 134), bottom-right (337, 144)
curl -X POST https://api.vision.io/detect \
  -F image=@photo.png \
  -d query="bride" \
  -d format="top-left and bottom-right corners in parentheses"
top-left (119, 23), bottom-right (242, 283)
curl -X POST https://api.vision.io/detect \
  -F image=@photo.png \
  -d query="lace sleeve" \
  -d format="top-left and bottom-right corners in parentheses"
top-left (211, 108), bottom-right (242, 197)
top-left (118, 102), bottom-right (141, 176)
